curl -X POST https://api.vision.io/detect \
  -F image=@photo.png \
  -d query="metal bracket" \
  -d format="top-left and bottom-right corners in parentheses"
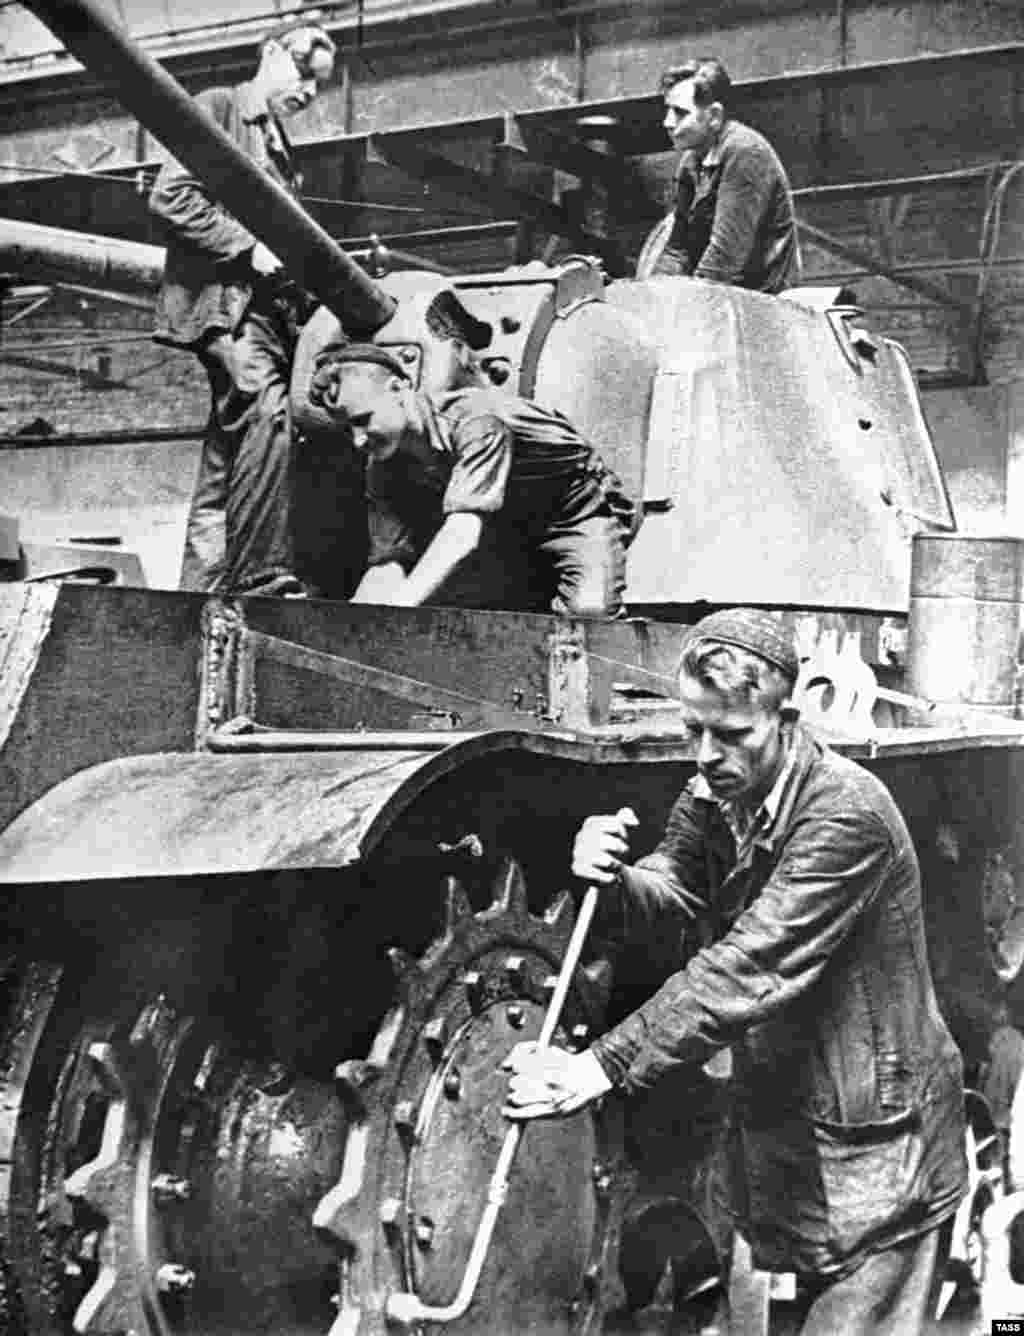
top-left (195, 599), bottom-right (252, 749)
top-left (546, 621), bottom-right (591, 729)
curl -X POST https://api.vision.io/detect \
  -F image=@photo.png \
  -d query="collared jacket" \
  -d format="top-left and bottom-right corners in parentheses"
top-left (591, 724), bottom-right (967, 1276)
top-left (659, 118), bottom-right (799, 293)
top-left (149, 81), bottom-right (300, 348)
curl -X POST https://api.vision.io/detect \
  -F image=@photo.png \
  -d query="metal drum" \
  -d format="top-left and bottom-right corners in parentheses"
top-left (906, 533), bottom-right (1024, 716)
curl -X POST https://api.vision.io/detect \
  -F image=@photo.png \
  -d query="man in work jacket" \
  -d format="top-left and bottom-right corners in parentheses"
top-left (651, 56), bottom-right (799, 292)
top-left (307, 343), bottom-right (636, 616)
top-left (505, 607), bottom-right (967, 1334)
top-left (150, 22), bottom-right (336, 596)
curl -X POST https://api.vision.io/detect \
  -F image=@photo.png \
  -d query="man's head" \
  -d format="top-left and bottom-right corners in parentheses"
top-left (308, 345), bottom-right (418, 461)
top-left (255, 23), bottom-right (336, 119)
top-left (677, 608), bottom-right (799, 806)
top-left (660, 57), bottom-right (730, 156)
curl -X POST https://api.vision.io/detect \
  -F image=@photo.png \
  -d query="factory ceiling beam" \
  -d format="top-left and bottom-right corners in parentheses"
top-left (364, 134), bottom-right (626, 272)
top-left (498, 115), bottom-right (659, 220)
top-left (795, 220), bottom-right (974, 313)
top-left (792, 165), bottom-right (998, 205)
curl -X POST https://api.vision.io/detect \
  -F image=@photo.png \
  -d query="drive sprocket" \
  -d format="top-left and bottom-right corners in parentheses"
top-left (314, 855), bottom-right (627, 1336)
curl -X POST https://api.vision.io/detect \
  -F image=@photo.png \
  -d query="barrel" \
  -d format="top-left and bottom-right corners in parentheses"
top-left (906, 533), bottom-right (1024, 716)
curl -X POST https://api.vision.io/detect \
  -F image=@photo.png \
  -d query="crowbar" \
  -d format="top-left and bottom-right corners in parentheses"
top-left (384, 881), bottom-right (602, 1327)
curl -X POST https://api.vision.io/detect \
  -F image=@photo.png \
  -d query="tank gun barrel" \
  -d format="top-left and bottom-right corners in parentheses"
top-left (21, 0), bottom-right (397, 336)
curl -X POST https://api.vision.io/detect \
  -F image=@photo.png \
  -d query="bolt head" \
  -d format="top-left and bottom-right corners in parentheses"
top-left (462, 971), bottom-right (485, 1013)
top-left (443, 1068), bottom-right (462, 1100)
top-left (379, 1197), bottom-right (403, 1232)
top-left (503, 955), bottom-right (525, 987)
top-left (424, 1018), bottom-right (447, 1063)
top-left (156, 1263), bottom-right (196, 1295)
top-left (592, 1162), bottom-right (612, 1196)
top-left (152, 1173), bottom-right (192, 1206)
top-left (506, 1003), bottom-right (526, 1030)
top-left (394, 1100), bottom-right (418, 1142)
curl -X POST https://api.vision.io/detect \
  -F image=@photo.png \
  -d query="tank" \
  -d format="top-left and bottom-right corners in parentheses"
top-left (2, 3), bottom-right (1024, 1334)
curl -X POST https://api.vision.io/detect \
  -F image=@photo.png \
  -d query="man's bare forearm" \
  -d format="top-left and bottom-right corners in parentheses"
top-left (390, 512), bottom-right (483, 607)
top-left (350, 562), bottom-right (407, 604)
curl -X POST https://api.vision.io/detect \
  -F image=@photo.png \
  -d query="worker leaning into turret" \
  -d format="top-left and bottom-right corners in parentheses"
top-left (649, 56), bottom-right (800, 291)
top-left (307, 343), bottom-right (636, 616)
top-left (149, 22), bottom-right (336, 597)
top-left (505, 609), bottom-right (968, 1335)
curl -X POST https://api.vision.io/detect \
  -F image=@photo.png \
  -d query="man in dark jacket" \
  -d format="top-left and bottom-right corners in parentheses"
top-left (149, 22), bottom-right (336, 595)
top-left (505, 608), bottom-right (966, 1333)
top-left (651, 57), bottom-right (799, 292)
top-left (307, 343), bottom-right (635, 615)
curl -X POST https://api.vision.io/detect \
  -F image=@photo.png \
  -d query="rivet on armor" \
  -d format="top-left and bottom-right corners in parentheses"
top-left (152, 1173), bottom-right (192, 1206)
top-left (379, 1197), bottom-right (403, 1237)
top-left (506, 1003), bottom-right (526, 1029)
top-left (423, 1017), bottom-right (447, 1063)
top-left (503, 955), bottom-right (525, 989)
top-left (394, 1100), bottom-right (418, 1143)
top-left (156, 1263), bottom-right (196, 1295)
top-left (570, 1023), bottom-right (590, 1050)
top-left (443, 1067), bottom-right (462, 1100)
top-left (334, 1058), bottom-right (381, 1115)
top-left (414, 1216), bottom-right (435, 1250)
top-left (462, 970), bottom-right (485, 1012)
top-left (591, 1162), bottom-right (612, 1197)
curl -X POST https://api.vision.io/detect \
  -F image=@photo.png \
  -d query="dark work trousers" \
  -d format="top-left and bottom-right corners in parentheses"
top-left (180, 301), bottom-right (297, 594)
top-left (540, 473), bottom-right (636, 617)
top-left (541, 511), bottom-right (631, 617)
top-left (782, 1220), bottom-right (953, 1336)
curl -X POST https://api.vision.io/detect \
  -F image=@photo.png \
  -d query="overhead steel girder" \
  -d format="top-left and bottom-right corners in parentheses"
top-left (796, 220), bottom-right (975, 313)
top-left (364, 132), bottom-right (626, 272)
top-left (497, 113), bottom-right (659, 219)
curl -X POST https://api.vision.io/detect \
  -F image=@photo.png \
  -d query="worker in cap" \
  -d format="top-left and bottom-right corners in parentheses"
top-left (307, 343), bottom-right (636, 615)
top-left (505, 608), bottom-right (966, 1334)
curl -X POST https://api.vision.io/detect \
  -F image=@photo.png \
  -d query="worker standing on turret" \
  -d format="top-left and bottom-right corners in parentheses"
top-left (150, 22), bottom-right (336, 597)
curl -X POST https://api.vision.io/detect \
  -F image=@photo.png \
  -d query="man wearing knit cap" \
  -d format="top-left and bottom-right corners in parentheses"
top-left (505, 608), bottom-right (966, 1333)
top-left (306, 344), bottom-right (635, 614)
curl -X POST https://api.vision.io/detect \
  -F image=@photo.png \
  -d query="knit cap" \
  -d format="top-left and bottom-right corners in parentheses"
top-left (680, 608), bottom-right (799, 682)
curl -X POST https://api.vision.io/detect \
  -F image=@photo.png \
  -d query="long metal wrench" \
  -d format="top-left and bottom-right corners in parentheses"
top-left (384, 882), bottom-right (601, 1328)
